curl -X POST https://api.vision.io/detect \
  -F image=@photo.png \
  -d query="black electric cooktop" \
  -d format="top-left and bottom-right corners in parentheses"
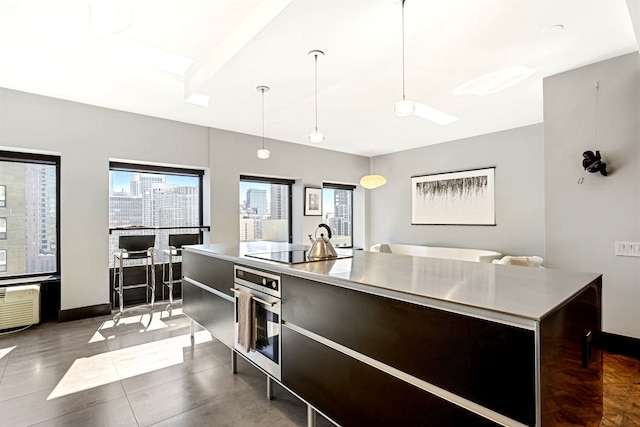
top-left (245, 250), bottom-right (352, 265)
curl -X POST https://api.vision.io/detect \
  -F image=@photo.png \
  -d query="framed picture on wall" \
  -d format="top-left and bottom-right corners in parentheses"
top-left (304, 187), bottom-right (322, 216)
top-left (411, 167), bottom-right (495, 225)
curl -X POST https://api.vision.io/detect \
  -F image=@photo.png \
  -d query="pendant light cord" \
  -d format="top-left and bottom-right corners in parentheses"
top-left (594, 81), bottom-right (599, 151)
top-left (401, 0), bottom-right (406, 101)
top-left (255, 85), bottom-right (270, 158)
top-left (314, 53), bottom-right (319, 132)
top-left (261, 88), bottom-right (265, 149)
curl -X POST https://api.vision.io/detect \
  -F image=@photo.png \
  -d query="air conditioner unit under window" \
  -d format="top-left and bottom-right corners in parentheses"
top-left (0, 284), bottom-right (40, 330)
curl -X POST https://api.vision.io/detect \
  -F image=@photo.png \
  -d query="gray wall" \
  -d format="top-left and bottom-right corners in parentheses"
top-left (369, 124), bottom-right (545, 256)
top-left (0, 88), bottom-right (210, 311)
top-left (0, 89), bottom-right (369, 312)
top-left (208, 128), bottom-right (367, 247)
top-left (544, 53), bottom-right (640, 339)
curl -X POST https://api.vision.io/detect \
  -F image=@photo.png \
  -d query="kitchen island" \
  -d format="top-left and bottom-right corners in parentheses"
top-left (182, 242), bottom-right (602, 427)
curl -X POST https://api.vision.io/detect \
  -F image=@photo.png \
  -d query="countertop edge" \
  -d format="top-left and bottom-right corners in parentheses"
top-left (183, 245), bottom-right (593, 327)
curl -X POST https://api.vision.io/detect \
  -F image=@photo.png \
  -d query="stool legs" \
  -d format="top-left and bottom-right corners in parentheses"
top-left (119, 253), bottom-right (125, 313)
top-left (113, 248), bottom-right (155, 314)
top-left (149, 249), bottom-right (155, 308)
top-left (162, 249), bottom-right (180, 309)
top-left (167, 252), bottom-right (174, 306)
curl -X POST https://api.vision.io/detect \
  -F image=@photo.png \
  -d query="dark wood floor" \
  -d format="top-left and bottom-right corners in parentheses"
top-left (602, 351), bottom-right (640, 426)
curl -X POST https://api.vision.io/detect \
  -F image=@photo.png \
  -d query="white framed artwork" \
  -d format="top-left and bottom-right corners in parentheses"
top-left (304, 187), bottom-right (322, 216)
top-left (411, 167), bottom-right (495, 225)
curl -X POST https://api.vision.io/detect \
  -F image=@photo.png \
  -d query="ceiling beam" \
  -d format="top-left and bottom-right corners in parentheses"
top-left (184, 0), bottom-right (293, 101)
top-left (627, 0), bottom-right (640, 54)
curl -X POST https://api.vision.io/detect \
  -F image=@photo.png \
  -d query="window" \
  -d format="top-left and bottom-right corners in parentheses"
top-left (239, 175), bottom-right (293, 243)
top-left (322, 183), bottom-right (355, 248)
top-left (0, 151), bottom-right (60, 277)
top-left (108, 162), bottom-right (204, 267)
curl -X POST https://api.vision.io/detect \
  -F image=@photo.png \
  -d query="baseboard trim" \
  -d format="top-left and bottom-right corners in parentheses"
top-left (58, 303), bottom-right (112, 322)
top-left (602, 332), bottom-right (640, 359)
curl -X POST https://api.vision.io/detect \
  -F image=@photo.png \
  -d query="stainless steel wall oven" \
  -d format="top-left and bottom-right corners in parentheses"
top-left (232, 265), bottom-right (282, 381)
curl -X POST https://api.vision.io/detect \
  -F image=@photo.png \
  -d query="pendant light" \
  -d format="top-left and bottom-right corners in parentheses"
top-left (308, 49), bottom-right (324, 143)
top-left (393, 0), bottom-right (415, 118)
top-left (360, 156), bottom-right (387, 189)
top-left (256, 85), bottom-right (270, 160)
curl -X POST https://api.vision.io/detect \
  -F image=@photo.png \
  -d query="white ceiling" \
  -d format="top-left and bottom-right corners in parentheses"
top-left (0, 0), bottom-right (637, 156)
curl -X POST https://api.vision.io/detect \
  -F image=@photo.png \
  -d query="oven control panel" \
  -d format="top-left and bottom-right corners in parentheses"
top-left (234, 265), bottom-right (281, 298)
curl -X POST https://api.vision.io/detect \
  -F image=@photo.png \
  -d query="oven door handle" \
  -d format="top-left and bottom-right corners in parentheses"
top-left (230, 288), bottom-right (279, 306)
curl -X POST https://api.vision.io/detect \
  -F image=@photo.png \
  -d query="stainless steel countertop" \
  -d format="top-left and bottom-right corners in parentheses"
top-left (184, 242), bottom-right (601, 323)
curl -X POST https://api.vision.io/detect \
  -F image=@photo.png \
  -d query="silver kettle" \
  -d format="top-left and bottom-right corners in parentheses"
top-left (308, 223), bottom-right (338, 259)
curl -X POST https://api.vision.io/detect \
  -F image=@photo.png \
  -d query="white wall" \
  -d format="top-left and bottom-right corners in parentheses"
top-left (544, 53), bottom-right (640, 339)
top-left (368, 124), bottom-right (545, 256)
top-left (208, 128), bottom-right (368, 248)
top-left (0, 88), bottom-right (210, 311)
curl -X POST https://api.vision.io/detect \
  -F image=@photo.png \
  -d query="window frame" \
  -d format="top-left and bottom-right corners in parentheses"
top-left (109, 162), bottom-right (205, 229)
top-left (322, 182), bottom-right (356, 248)
top-left (108, 162), bottom-right (206, 264)
top-left (0, 184), bottom-right (5, 207)
top-left (0, 150), bottom-right (60, 279)
top-left (0, 249), bottom-right (6, 273)
top-left (240, 175), bottom-right (294, 243)
top-left (0, 217), bottom-right (6, 240)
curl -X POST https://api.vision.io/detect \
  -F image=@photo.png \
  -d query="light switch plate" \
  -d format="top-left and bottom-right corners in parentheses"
top-left (615, 241), bottom-right (640, 257)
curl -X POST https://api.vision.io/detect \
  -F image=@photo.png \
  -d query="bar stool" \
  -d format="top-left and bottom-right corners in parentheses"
top-left (112, 235), bottom-right (156, 313)
top-left (162, 233), bottom-right (200, 307)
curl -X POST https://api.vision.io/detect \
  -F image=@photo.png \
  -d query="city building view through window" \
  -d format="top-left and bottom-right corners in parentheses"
top-left (321, 186), bottom-right (353, 248)
top-left (0, 157), bottom-right (58, 277)
top-left (239, 179), bottom-right (353, 247)
top-left (239, 180), bottom-right (291, 242)
top-left (109, 168), bottom-right (201, 267)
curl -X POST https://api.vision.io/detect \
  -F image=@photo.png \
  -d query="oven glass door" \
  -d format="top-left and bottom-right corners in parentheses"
top-left (254, 302), bottom-right (280, 364)
top-left (234, 285), bottom-right (281, 380)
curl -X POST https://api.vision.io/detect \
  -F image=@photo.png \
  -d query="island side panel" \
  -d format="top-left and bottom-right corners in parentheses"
top-left (540, 277), bottom-right (603, 426)
top-left (282, 274), bottom-right (536, 426)
top-left (182, 251), bottom-right (235, 347)
top-left (182, 251), bottom-right (234, 297)
top-left (282, 326), bottom-right (502, 427)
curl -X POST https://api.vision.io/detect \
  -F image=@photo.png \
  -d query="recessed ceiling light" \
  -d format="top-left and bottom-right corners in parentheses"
top-left (453, 66), bottom-right (536, 96)
top-left (541, 24), bottom-right (564, 36)
top-left (185, 93), bottom-right (210, 107)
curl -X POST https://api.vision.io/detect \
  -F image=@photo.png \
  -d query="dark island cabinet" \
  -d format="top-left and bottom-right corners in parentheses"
top-left (182, 251), bottom-right (234, 297)
top-left (282, 273), bottom-right (537, 426)
top-left (182, 243), bottom-right (603, 426)
top-left (282, 325), bottom-right (500, 427)
top-left (182, 251), bottom-right (234, 346)
top-left (539, 281), bottom-right (602, 426)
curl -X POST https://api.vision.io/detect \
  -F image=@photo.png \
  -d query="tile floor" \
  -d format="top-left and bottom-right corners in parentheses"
top-left (0, 305), bottom-right (333, 427)
top-left (1, 304), bottom-right (638, 426)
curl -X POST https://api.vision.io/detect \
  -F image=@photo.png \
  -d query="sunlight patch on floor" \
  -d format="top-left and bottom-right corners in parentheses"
top-left (47, 353), bottom-right (121, 400)
top-left (48, 320), bottom-right (212, 400)
top-left (88, 308), bottom-right (185, 343)
top-left (0, 345), bottom-right (16, 360)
